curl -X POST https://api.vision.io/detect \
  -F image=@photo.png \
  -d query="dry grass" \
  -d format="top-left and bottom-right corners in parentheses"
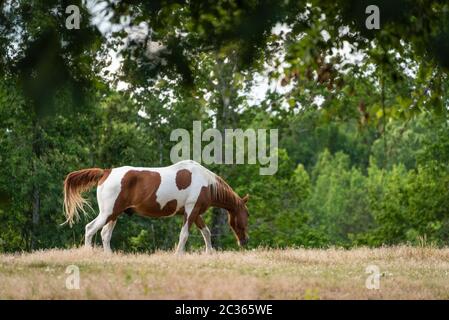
top-left (1, 246), bottom-right (449, 299)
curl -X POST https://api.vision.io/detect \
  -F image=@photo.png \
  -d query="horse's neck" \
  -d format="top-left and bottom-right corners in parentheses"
top-left (210, 177), bottom-right (241, 212)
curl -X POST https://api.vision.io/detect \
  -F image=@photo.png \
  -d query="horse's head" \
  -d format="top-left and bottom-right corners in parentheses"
top-left (228, 194), bottom-right (250, 247)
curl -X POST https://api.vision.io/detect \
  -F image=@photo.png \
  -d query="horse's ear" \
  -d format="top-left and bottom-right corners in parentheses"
top-left (242, 194), bottom-right (249, 203)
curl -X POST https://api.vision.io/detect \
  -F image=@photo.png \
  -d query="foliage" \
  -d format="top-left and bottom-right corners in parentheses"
top-left (1, 1), bottom-right (449, 252)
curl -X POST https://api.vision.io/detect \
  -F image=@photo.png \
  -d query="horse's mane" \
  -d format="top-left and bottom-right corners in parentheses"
top-left (209, 174), bottom-right (243, 211)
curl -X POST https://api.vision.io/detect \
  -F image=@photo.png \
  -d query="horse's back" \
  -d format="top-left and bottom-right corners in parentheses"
top-left (170, 160), bottom-right (216, 186)
top-left (100, 161), bottom-right (215, 188)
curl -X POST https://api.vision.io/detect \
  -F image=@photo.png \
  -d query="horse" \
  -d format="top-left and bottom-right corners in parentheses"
top-left (63, 160), bottom-right (249, 254)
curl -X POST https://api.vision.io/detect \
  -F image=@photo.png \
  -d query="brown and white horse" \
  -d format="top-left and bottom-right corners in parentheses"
top-left (63, 160), bottom-right (249, 254)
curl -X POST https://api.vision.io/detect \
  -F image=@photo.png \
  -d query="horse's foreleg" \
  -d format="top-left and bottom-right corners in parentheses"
top-left (175, 221), bottom-right (189, 255)
top-left (195, 215), bottom-right (213, 254)
top-left (175, 203), bottom-right (197, 255)
top-left (101, 219), bottom-right (117, 253)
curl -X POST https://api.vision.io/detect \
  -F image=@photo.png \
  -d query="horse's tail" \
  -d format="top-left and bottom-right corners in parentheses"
top-left (63, 168), bottom-right (105, 227)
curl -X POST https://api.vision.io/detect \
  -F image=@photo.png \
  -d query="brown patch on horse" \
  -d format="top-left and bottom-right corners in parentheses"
top-left (176, 207), bottom-right (186, 216)
top-left (107, 170), bottom-right (179, 223)
top-left (98, 169), bottom-right (111, 186)
top-left (196, 186), bottom-right (212, 210)
top-left (175, 169), bottom-right (192, 190)
top-left (194, 215), bottom-right (207, 229)
top-left (185, 186), bottom-right (211, 227)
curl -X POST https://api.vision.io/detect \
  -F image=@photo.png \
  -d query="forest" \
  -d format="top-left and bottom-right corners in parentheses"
top-left (1, 0), bottom-right (449, 253)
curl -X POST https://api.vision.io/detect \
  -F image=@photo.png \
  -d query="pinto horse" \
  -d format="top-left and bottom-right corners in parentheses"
top-left (63, 160), bottom-right (249, 254)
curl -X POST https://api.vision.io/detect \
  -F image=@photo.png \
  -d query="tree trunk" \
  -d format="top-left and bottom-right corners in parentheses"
top-left (30, 122), bottom-right (42, 250)
top-left (211, 207), bottom-right (228, 248)
top-left (210, 57), bottom-right (237, 248)
top-left (31, 185), bottom-right (40, 249)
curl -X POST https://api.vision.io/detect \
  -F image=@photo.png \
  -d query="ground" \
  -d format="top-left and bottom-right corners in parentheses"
top-left (0, 246), bottom-right (448, 299)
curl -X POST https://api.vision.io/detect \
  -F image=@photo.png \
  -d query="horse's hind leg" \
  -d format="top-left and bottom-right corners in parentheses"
top-left (84, 214), bottom-right (109, 248)
top-left (85, 186), bottom-right (117, 249)
top-left (101, 219), bottom-right (117, 253)
top-left (85, 196), bottom-right (111, 248)
top-left (195, 216), bottom-right (213, 254)
top-left (85, 217), bottom-right (98, 248)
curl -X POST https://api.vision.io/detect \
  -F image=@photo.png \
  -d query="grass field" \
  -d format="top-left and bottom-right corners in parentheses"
top-left (1, 246), bottom-right (448, 299)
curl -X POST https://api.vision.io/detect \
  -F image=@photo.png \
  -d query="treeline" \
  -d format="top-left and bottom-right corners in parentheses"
top-left (1, 1), bottom-right (449, 252)
top-left (1, 75), bottom-right (449, 252)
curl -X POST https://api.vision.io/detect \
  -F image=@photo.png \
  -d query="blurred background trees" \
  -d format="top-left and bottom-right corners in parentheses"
top-left (1, 0), bottom-right (449, 251)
